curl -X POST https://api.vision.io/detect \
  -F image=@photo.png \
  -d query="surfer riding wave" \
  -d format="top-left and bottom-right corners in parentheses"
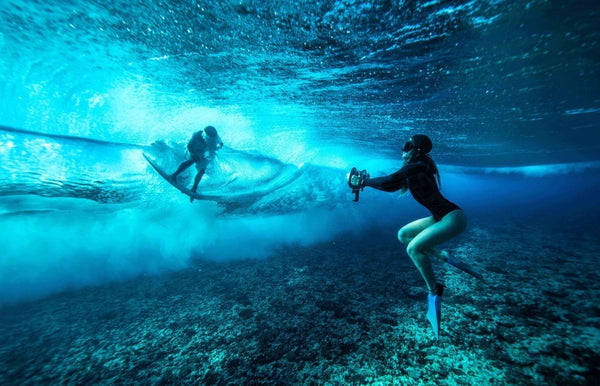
top-left (170, 126), bottom-right (224, 202)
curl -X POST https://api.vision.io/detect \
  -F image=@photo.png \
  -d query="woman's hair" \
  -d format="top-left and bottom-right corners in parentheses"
top-left (426, 154), bottom-right (442, 189)
top-left (405, 151), bottom-right (442, 190)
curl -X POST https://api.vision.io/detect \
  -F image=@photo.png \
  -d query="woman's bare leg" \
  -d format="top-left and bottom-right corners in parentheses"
top-left (406, 210), bottom-right (467, 292)
top-left (398, 217), bottom-right (447, 260)
top-left (398, 216), bottom-right (436, 244)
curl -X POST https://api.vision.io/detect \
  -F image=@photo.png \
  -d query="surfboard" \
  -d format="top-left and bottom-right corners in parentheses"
top-left (143, 153), bottom-right (220, 201)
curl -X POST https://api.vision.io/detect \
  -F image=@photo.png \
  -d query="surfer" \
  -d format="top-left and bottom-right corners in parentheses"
top-left (170, 126), bottom-right (223, 202)
top-left (348, 134), bottom-right (474, 340)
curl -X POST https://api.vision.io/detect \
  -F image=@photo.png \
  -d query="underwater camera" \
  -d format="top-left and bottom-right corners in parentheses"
top-left (347, 167), bottom-right (369, 202)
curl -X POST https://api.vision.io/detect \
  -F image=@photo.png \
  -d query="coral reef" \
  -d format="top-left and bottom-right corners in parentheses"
top-left (1, 220), bottom-right (598, 384)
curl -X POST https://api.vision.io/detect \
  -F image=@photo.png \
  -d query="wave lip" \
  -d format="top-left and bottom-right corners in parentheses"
top-left (444, 161), bottom-right (600, 177)
top-left (564, 107), bottom-right (600, 115)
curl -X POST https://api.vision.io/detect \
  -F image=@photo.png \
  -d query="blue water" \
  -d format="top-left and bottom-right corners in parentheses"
top-left (1, 1), bottom-right (599, 305)
top-left (2, 2), bottom-right (600, 384)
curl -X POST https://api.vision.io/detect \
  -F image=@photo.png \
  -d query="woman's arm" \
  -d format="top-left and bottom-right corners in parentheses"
top-left (365, 162), bottom-right (425, 192)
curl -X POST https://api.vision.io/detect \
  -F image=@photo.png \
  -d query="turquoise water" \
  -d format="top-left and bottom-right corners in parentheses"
top-left (1, 0), bottom-right (598, 304)
top-left (1, 1), bottom-right (599, 383)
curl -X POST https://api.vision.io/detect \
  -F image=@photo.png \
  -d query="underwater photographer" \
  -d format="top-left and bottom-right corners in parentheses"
top-left (347, 134), bottom-right (482, 340)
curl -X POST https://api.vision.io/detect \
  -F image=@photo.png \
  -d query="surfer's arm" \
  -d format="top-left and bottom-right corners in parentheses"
top-left (365, 163), bottom-right (425, 192)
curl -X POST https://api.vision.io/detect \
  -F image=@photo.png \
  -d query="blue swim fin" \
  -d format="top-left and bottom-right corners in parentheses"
top-left (443, 256), bottom-right (485, 282)
top-left (427, 293), bottom-right (442, 340)
top-left (426, 283), bottom-right (444, 340)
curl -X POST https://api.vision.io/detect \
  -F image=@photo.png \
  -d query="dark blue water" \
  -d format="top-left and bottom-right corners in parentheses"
top-left (1, 1), bottom-right (600, 383)
top-left (1, 0), bottom-right (599, 312)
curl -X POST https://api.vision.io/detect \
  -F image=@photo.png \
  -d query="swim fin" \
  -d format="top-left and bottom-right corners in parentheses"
top-left (443, 255), bottom-right (485, 282)
top-left (427, 293), bottom-right (442, 340)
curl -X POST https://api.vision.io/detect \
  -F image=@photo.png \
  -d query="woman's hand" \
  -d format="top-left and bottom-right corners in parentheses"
top-left (349, 169), bottom-right (369, 188)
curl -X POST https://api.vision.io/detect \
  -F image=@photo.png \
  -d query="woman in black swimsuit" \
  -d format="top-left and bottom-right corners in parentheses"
top-left (350, 134), bottom-right (466, 338)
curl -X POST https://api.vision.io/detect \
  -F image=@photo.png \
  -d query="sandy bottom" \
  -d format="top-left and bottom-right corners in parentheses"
top-left (1, 218), bottom-right (598, 384)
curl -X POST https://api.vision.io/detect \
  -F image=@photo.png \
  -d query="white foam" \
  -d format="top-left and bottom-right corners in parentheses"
top-left (0, 191), bottom-right (402, 305)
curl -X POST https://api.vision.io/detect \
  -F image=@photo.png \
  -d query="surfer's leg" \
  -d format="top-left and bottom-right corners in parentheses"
top-left (191, 169), bottom-right (205, 193)
top-left (406, 210), bottom-right (467, 292)
top-left (171, 159), bottom-right (195, 180)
